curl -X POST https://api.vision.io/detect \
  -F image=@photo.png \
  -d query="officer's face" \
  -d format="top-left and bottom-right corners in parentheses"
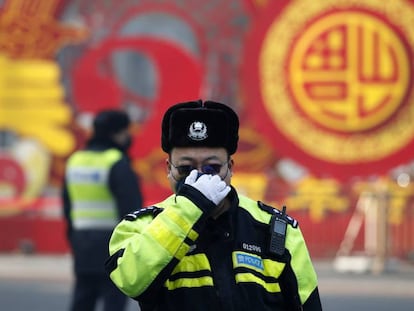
top-left (166, 147), bottom-right (233, 193)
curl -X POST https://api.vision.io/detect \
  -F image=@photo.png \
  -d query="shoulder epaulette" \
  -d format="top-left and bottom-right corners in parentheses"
top-left (124, 206), bottom-right (164, 221)
top-left (258, 201), bottom-right (298, 228)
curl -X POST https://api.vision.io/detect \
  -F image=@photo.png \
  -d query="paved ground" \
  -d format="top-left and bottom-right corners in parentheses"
top-left (0, 253), bottom-right (413, 310)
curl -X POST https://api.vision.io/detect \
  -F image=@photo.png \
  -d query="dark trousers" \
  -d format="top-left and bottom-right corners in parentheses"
top-left (70, 273), bottom-right (128, 311)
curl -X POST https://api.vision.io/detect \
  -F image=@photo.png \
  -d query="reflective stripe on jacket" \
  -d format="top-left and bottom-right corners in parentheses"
top-left (66, 149), bottom-right (122, 230)
top-left (106, 188), bottom-right (321, 311)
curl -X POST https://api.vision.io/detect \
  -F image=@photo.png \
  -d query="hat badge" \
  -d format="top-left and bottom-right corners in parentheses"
top-left (188, 121), bottom-right (208, 141)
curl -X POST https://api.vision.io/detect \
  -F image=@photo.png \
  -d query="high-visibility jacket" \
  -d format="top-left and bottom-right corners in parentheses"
top-left (106, 186), bottom-right (322, 310)
top-left (66, 149), bottom-right (122, 230)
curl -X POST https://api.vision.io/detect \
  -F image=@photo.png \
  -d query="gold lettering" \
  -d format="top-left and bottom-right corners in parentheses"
top-left (285, 177), bottom-right (349, 221)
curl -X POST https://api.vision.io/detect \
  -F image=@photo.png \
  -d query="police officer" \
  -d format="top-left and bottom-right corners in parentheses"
top-left (105, 100), bottom-right (322, 310)
top-left (62, 109), bottom-right (143, 311)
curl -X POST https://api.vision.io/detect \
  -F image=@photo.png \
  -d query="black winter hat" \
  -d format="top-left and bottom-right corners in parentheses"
top-left (93, 109), bottom-right (130, 138)
top-left (161, 99), bottom-right (239, 155)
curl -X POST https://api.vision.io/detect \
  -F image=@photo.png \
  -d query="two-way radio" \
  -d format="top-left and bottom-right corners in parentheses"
top-left (269, 205), bottom-right (288, 256)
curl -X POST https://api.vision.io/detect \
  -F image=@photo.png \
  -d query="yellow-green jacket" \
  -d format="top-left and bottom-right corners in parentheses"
top-left (106, 186), bottom-right (322, 311)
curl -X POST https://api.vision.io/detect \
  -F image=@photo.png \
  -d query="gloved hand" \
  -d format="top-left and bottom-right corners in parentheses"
top-left (185, 170), bottom-right (230, 205)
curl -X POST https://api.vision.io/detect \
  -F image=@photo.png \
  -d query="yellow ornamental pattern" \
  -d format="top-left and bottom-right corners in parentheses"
top-left (285, 177), bottom-right (349, 222)
top-left (0, 0), bottom-right (88, 59)
top-left (260, 0), bottom-right (414, 163)
top-left (0, 55), bottom-right (74, 156)
top-left (289, 11), bottom-right (409, 132)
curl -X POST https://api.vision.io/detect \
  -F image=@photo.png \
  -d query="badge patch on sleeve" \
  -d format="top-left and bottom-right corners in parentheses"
top-left (233, 251), bottom-right (264, 271)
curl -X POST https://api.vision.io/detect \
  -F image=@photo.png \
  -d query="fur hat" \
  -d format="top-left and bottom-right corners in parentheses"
top-left (161, 100), bottom-right (239, 155)
top-left (93, 110), bottom-right (130, 138)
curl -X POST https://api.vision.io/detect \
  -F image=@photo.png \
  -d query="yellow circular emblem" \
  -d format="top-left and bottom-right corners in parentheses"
top-left (260, 0), bottom-right (414, 163)
top-left (289, 11), bottom-right (409, 132)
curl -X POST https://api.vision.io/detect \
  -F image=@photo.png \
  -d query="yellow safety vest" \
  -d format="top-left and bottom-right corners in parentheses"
top-left (66, 149), bottom-right (122, 230)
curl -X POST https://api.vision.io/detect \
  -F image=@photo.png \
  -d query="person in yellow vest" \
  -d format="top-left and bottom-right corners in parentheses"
top-left (62, 109), bottom-right (143, 311)
top-left (105, 100), bottom-right (322, 310)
